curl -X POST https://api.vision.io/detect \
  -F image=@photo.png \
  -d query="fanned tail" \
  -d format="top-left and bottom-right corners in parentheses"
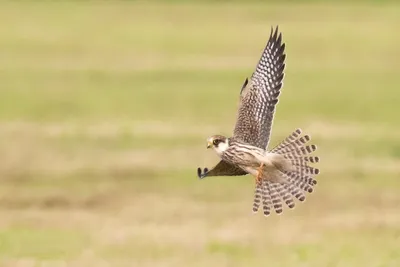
top-left (253, 128), bottom-right (320, 216)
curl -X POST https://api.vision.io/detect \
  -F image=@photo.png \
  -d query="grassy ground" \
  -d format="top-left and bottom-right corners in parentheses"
top-left (0, 1), bottom-right (399, 266)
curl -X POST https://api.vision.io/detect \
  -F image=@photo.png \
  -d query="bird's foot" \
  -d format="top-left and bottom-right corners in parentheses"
top-left (197, 167), bottom-right (209, 179)
top-left (256, 163), bottom-right (264, 185)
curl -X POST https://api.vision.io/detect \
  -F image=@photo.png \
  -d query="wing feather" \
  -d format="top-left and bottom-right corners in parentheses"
top-left (233, 26), bottom-right (286, 149)
top-left (197, 160), bottom-right (247, 179)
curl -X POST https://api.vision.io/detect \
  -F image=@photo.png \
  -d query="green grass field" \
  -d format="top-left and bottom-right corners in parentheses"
top-left (0, 1), bottom-right (399, 266)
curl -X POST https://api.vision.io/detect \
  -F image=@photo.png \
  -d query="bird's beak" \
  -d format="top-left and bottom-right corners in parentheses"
top-left (207, 141), bottom-right (212, 149)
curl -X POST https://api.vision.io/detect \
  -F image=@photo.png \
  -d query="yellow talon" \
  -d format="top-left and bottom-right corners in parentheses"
top-left (256, 163), bottom-right (264, 185)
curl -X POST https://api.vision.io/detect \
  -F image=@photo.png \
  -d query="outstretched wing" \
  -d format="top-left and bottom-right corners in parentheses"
top-left (233, 26), bottom-right (286, 149)
top-left (197, 160), bottom-right (247, 179)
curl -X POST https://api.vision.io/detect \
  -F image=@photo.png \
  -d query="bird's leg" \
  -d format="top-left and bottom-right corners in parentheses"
top-left (256, 163), bottom-right (264, 185)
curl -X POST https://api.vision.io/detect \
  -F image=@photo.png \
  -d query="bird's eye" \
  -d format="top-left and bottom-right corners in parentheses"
top-left (213, 139), bottom-right (219, 146)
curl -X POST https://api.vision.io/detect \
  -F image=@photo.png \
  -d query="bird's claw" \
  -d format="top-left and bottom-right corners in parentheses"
top-left (197, 167), bottom-right (208, 179)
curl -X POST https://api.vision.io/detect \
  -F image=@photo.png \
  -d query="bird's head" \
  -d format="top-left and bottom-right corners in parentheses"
top-left (207, 135), bottom-right (229, 156)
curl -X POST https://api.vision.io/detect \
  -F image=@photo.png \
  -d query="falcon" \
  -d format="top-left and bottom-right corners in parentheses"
top-left (197, 26), bottom-right (320, 216)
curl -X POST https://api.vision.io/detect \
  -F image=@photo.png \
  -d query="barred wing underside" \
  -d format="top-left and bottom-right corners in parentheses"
top-left (233, 26), bottom-right (286, 149)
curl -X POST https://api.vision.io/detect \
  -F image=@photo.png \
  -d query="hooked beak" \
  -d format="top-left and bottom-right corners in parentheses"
top-left (207, 140), bottom-right (212, 149)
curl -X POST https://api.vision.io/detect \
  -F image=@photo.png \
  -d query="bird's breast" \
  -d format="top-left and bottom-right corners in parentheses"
top-left (222, 145), bottom-right (262, 167)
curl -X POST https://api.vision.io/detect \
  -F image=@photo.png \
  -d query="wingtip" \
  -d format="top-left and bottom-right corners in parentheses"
top-left (269, 25), bottom-right (284, 43)
top-left (272, 26), bottom-right (279, 40)
top-left (197, 167), bottom-right (208, 179)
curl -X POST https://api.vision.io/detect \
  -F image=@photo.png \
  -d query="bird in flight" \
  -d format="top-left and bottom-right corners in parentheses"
top-left (197, 26), bottom-right (320, 216)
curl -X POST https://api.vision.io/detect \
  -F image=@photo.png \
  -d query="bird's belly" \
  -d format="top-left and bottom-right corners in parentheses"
top-left (224, 151), bottom-right (259, 167)
top-left (221, 145), bottom-right (277, 176)
top-left (242, 162), bottom-right (275, 177)
top-left (222, 146), bottom-right (270, 166)
top-left (242, 166), bottom-right (259, 177)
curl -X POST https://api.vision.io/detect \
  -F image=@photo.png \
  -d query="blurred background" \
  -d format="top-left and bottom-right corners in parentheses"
top-left (0, 1), bottom-right (399, 266)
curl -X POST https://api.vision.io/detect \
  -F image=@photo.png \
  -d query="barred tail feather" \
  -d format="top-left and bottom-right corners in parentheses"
top-left (252, 183), bottom-right (263, 213)
top-left (255, 180), bottom-right (297, 216)
top-left (253, 129), bottom-right (320, 216)
top-left (271, 128), bottom-right (320, 197)
top-left (254, 179), bottom-right (274, 216)
top-left (262, 180), bottom-right (272, 216)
